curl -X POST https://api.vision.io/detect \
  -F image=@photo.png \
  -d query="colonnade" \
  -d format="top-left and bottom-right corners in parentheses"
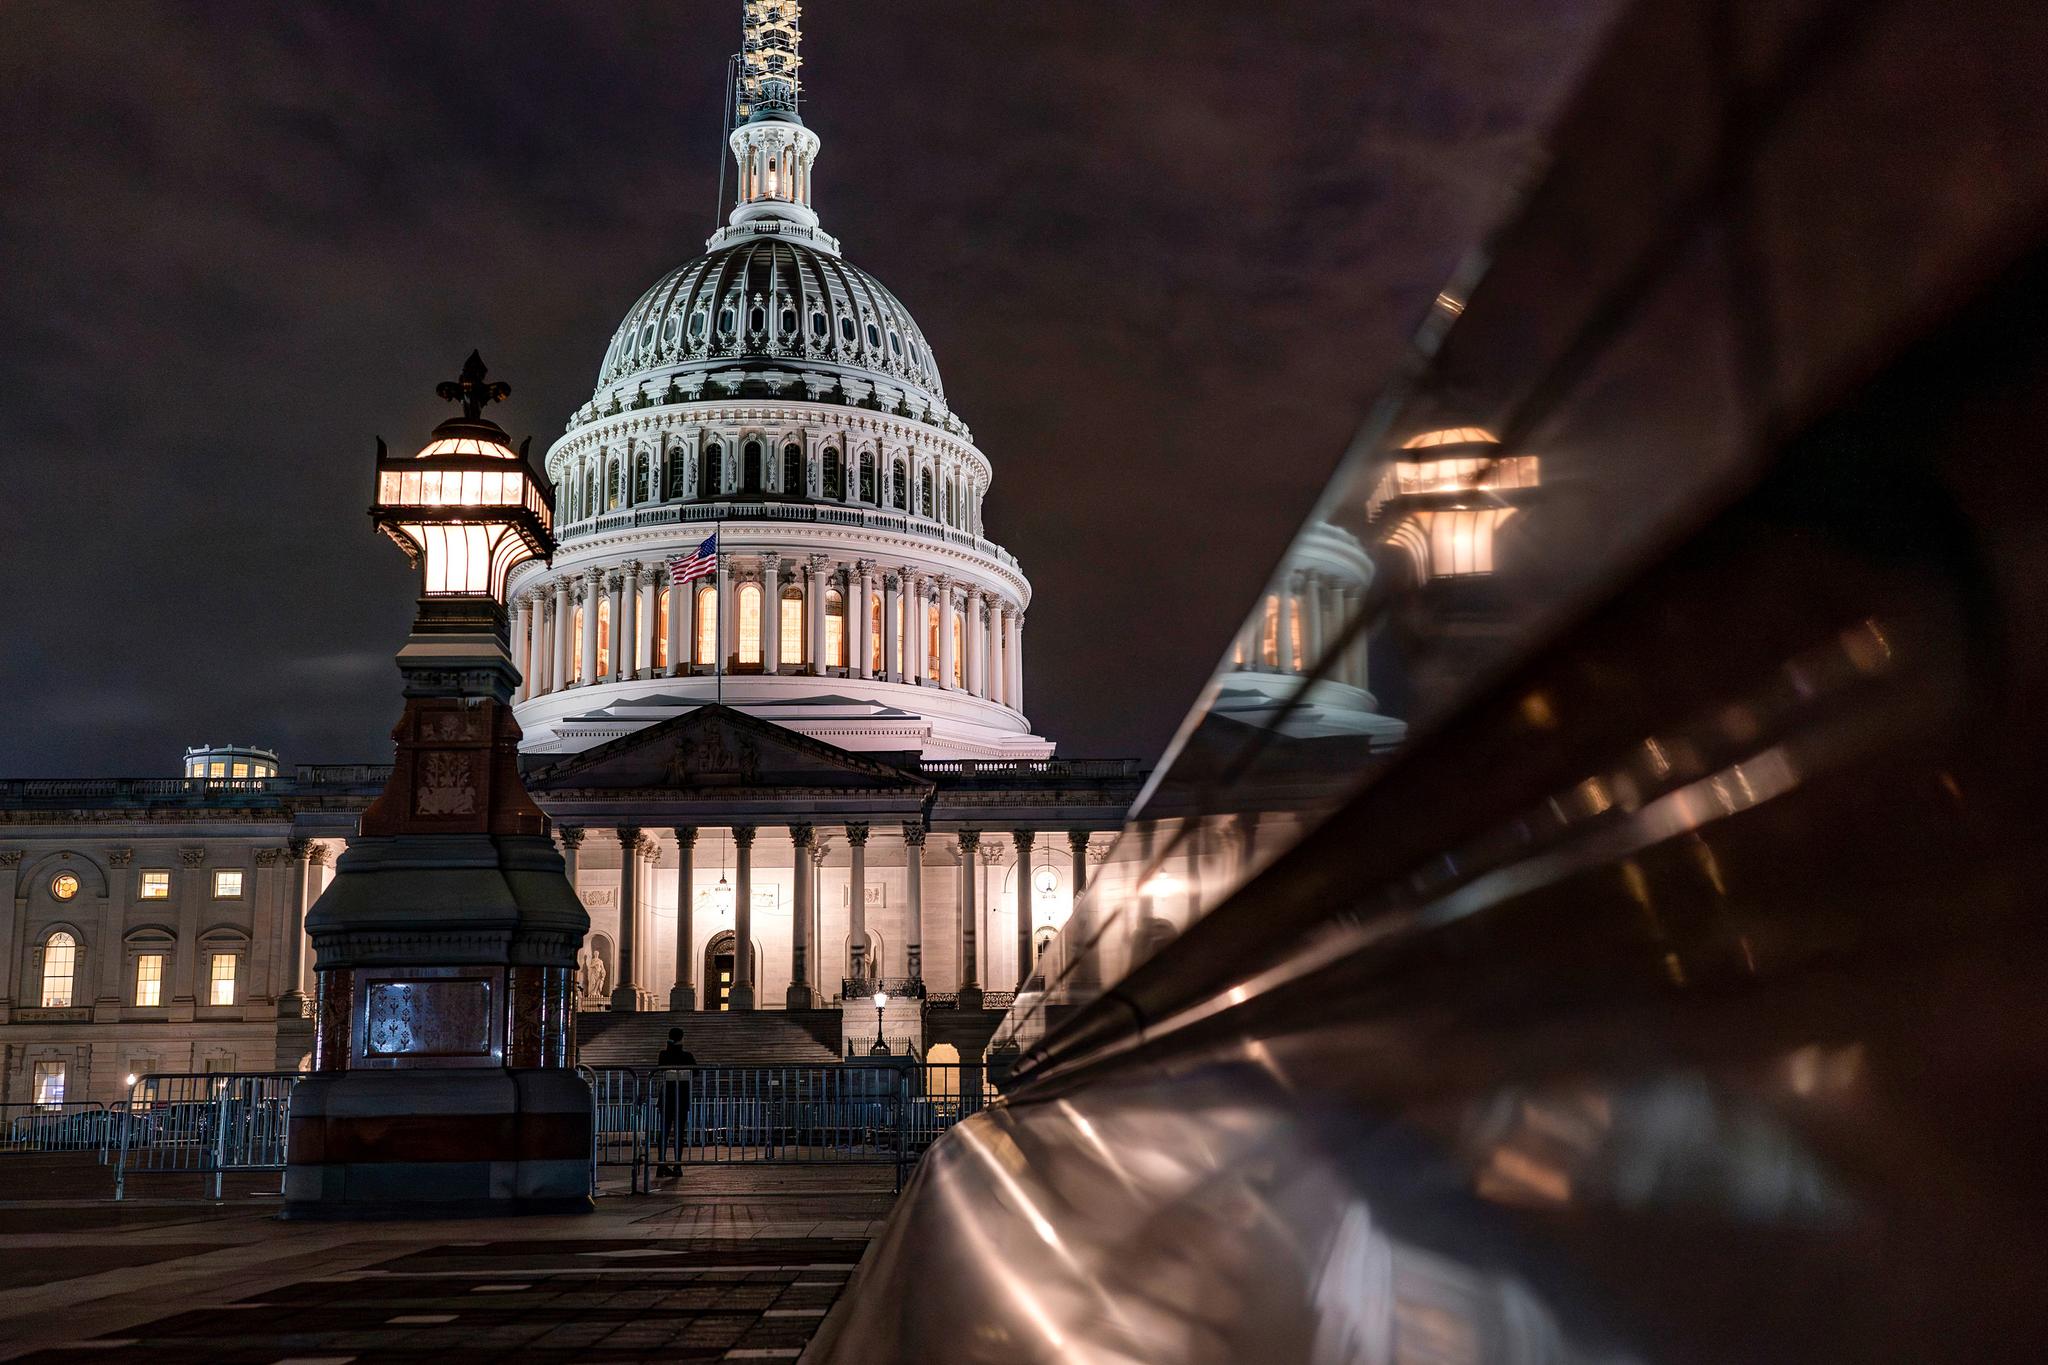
top-left (1235, 569), bottom-right (1369, 689)
top-left (570, 821), bottom-right (1095, 1012)
top-left (510, 556), bottom-right (1025, 711)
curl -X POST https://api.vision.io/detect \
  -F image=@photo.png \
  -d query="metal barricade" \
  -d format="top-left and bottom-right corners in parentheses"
top-left (114, 1072), bottom-right (302, 1200)
top-left (580, 1065), bottom-right (647, 1191)
top-left (905, 1064), bottom-right (996, 1156)
top-left (0, 1101), bottom-right (111, 1155)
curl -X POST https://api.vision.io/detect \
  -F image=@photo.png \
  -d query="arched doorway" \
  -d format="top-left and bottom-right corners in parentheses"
top-left (702, 931), bottom-right (760, 1012)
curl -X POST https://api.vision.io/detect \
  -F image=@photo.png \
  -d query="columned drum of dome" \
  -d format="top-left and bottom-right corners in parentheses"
top-left (510, 1), bottom-right (1050, 761)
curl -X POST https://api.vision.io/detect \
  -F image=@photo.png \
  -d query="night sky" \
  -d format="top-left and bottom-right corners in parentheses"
top-left (0, 0), bottom-right (1611, 776)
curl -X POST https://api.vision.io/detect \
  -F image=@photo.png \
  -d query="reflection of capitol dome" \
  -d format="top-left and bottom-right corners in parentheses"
top-left (506, 3), bottom-right (1050, 760)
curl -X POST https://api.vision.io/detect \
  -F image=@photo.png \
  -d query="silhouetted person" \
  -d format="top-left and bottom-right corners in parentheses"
top-left (654, 1027), bottom-right (696, 1178)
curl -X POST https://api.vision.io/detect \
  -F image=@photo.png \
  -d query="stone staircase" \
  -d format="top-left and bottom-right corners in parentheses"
top-left (574, 1010), bottom-right (843, 1069)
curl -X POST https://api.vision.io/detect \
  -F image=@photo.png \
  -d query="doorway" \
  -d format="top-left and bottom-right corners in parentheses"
top-left (703, 931), bottom-right (759, 1012)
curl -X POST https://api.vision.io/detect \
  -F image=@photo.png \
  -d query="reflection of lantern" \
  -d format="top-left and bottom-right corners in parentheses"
top-left (371, 352), bottom-right (554, 603)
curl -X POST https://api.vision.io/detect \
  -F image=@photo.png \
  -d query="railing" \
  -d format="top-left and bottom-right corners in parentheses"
top-left (918, 758), bottom-right (1141, 779)
top-left (0, 1102), bottom-right (113, 1156)
top-left (581, 1062), bottom-right (994, 1194)
top-left (114, 1072), bottom-right (303, 1199)
top-left (0, 778), bottom-right (286, 805)
top-left (841, 976), bottom-right (924, 1000)
top-left (539, 500), bottom-right (1022, 574)
top-left (923, 990), bottom-right (1017, 1011)
top-left (291, 764), bottom-right (394, 788)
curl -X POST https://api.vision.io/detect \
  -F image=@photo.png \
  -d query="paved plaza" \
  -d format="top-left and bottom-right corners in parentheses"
top-left (0, 1157), bottom-right (893, 1362)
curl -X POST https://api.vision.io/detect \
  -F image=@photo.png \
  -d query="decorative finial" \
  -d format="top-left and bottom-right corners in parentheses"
top-left (436, 350), bottom-right (511, 421)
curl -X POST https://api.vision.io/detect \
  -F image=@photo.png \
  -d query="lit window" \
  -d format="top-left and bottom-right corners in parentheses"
top-left (209, 761), bottom-right (226, 778)
top-left (826, 591), bottom-right (846, 667)
top-left (597, 596), bottom-right (612, 677)
top-left (50, 873), bottom-right (78, 901)
top-left (738, 583), bottom-right (763, 665)
top-left (1289, 598), bottom-right (1305, 671)
top-left (40, 932), bottom-right (76, 1008)
top-left (927, 604), bottom-right (940, 681)
top-left (139, 871), bottom-right (170, 900)
top-left (1261, 596), bottom-right (1280, 668)
top-left (213, 870), bottom-right (244, 899)
top-left (870, 597), bottom-right (884, 673)
top-left (952, 609), bottom-right (964, 687)
top-left (231, 762), bottom-right (249, 778)
top-left (208, 953), bottom-right (237, 1006)
top-left (695, 585), bottom-right (719, 665)
top-left (135, 954), bottom-right (164, 1008)
top-left (781, 590), bottom-right (804, 664)
top-left (32, 1062), bottom-right (65, 1108)
top-left (655, 588), bottom-right (672, 670)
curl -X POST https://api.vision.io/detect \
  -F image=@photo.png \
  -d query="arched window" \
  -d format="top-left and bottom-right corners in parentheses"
top-left (719, 307), bottom-right (737, 338)
top-left (695, 586), bottom-right (719, 665)
top-left (742, 440), bottom-right (764, 494)
top-left (608, 460), bottom-right (623, 511)
top-left (825, 590), bottom-right (846, 668)
top-left (596, 596), bottom-right (612, 678)
top-left (858, 452), bottom-right (876, 502)
top-left (737, 583), bottom-right (763, 666)
top-left (40, 930), bottom-right (77, 1008)
top-left (655, 587), bottom-right (672, 670)
top-left (870, 596), bottom-right (884, 673)
top-left (667, 450), bottom-right (688, 499)
top-left (1260, 595), bottom-right (1280, 668)
top-left (634, 451), bottom-right (652, 503)
top-left (892, 460), bottom-right (908, 510)
top-left (698, 445), bottom-right (721, 498)
top-left (780, 587), bottom-right (805, 665)
top-left (1289, 597), bottom-right (1305, 671)
top-left (585, 467), bottom-right (599, 518)
top-left (927, 602), bottom-right (941, 681)
top-left (822, 449), bottom-right (843, 500)
top-left (782, 444), bottom-right (803, 495)
top-left (920, 469), bottom-right (934, 518)
top-left (569, 605), bottom-right (585, 683)
top-left (952, 606), bottom-right (965, 687)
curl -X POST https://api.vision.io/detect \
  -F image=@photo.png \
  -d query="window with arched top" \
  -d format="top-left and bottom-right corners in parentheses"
top-left (892, 460), bottom-right (908, 511)
top-left (858, 452), bottom-right (876, 502)
top-left (608, 460), bottom-right (623, 510)
top-left (655, 588), bottom-right (672, 670)
top-left (596, 596), bottom-right (612, 678)
top-left (920, 470), bottom-right (934, 518)
top-left (737, 583), bottom-right (764, 666)
top-left (825, 590), bottom-right (846, 668)
top-left (742, 440), bottom-right (764, 494)
top-left (585, 467), bottom-right (599, 518)
top-left (40, 930), bottom-right (77, 1008)
top-left (635, 451), bottom-right (652, 503)
top-left (1260, 595), bottom-right (1280, 668)
top-left (780, 586), bottom-right (805, 665)
top-left (695, 586), bottom-right (719, 665)
top-left (823, 449), bottom-right (843, 500)
top-left (569, 605), bottom-right (585, 683)
top-left (952, 606), bottom-right (965, 687)
top-left (667, 450), bottom-right (688, 499)
top-left (782, 444), bottom-right (803, 495)
top-left (870, 596), bottom-right (884, 673)
top-left (927, 602), bottom-right (941, 681)
top-left (698, 445), bottom-right (722, 498)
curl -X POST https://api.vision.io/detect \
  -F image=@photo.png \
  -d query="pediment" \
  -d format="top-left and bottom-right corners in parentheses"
top-left (527, 705), bottom-right (930, 795)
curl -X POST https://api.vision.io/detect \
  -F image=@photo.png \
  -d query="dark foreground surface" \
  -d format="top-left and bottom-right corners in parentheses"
top-left (0, 1155), bottom-right (893, 1363)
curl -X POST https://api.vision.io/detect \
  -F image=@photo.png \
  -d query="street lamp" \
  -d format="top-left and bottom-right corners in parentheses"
top-left (870, 989), bottom-right (890, 1055)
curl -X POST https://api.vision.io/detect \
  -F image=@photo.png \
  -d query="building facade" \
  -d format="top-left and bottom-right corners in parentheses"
top-left (0, 1), bottom-right (1144, 1106)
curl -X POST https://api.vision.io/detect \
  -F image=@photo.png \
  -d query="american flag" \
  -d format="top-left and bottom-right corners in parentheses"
top-left (669, 533), bottom-right (718, 586)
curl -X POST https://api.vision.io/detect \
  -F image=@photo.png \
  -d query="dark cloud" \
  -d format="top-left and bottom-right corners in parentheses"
top-left (0, 0), bottom-right (1612, 775)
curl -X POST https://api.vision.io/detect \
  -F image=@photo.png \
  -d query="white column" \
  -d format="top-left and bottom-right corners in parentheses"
top-left (787, 824), bottom-right (815, 1008)
top-left (666, 572), bottom-right (686, 677)
top-left (553, 581), bottom-right (574, 687)
top-left (731, 825), bottom-right (756, 1010)
top-left (903, 822), bottom-right (926, 981)
top-left (935, 577), bottom-right (957, 690)
top-left (671, 828), bottom-right (696, 1010)
top-left (986, 596), bottom-right (1004, 705)
top-left (957, 832), bottom-right (980, 1002)
top-left (807, 554), bottom-right (830, 675)
top-left (635, 566), bottom-right (657, 679)
top-left (847, 823), bottom-right (869, 984)
top-left (1010, 611), bottom-right (1026, 715)
top-left (966, 593), bottom-right (986, 697)
top-left (610, 827), bottom-right (644, 1011)
top-left (608, 569), bottom-right (629, 680)
top-left (853, 560), bottom-right (875, 680)
top-left (761, 554), bottom-right (782, 676)
top-left (282, 840), bottom-right (311, 1015)
top-left (883, 571), bottom-right (903, 683)
top-left (906, 569), bottom-right (927, 684)
top-left (580, 573), bottom-right (601, 685)
top-left (1013, 830), bottom-right (1035, 989)
top-left (512, 595), bottom-right (533, 701)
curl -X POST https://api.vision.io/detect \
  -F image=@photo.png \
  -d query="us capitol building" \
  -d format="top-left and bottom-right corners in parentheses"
top-left (0, 0), bottom-right (1397, 1105)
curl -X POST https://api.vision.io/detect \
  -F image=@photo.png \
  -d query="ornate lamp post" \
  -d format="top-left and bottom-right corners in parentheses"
top-left (870, 989), bottom-right (890, 1055)
top-left (284, 354), bottom-right (593, 1219)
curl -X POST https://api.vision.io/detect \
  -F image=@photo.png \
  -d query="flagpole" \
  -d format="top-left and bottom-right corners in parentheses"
top-left (715, 521), bottom-right (724, 707)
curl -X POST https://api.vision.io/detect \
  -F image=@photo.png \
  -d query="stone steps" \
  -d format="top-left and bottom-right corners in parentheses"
top-left (575, 1009), bottom-right (843, 1068)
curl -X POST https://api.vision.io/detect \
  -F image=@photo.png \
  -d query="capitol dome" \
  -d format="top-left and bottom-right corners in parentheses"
top-left (591, 238), bottom-right (953, 427)
top-left (505, 3), bottom-right (1050, 762)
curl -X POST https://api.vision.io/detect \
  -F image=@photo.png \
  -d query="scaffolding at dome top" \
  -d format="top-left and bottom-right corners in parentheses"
top-left (737, 0), bottom-right (802, 121)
